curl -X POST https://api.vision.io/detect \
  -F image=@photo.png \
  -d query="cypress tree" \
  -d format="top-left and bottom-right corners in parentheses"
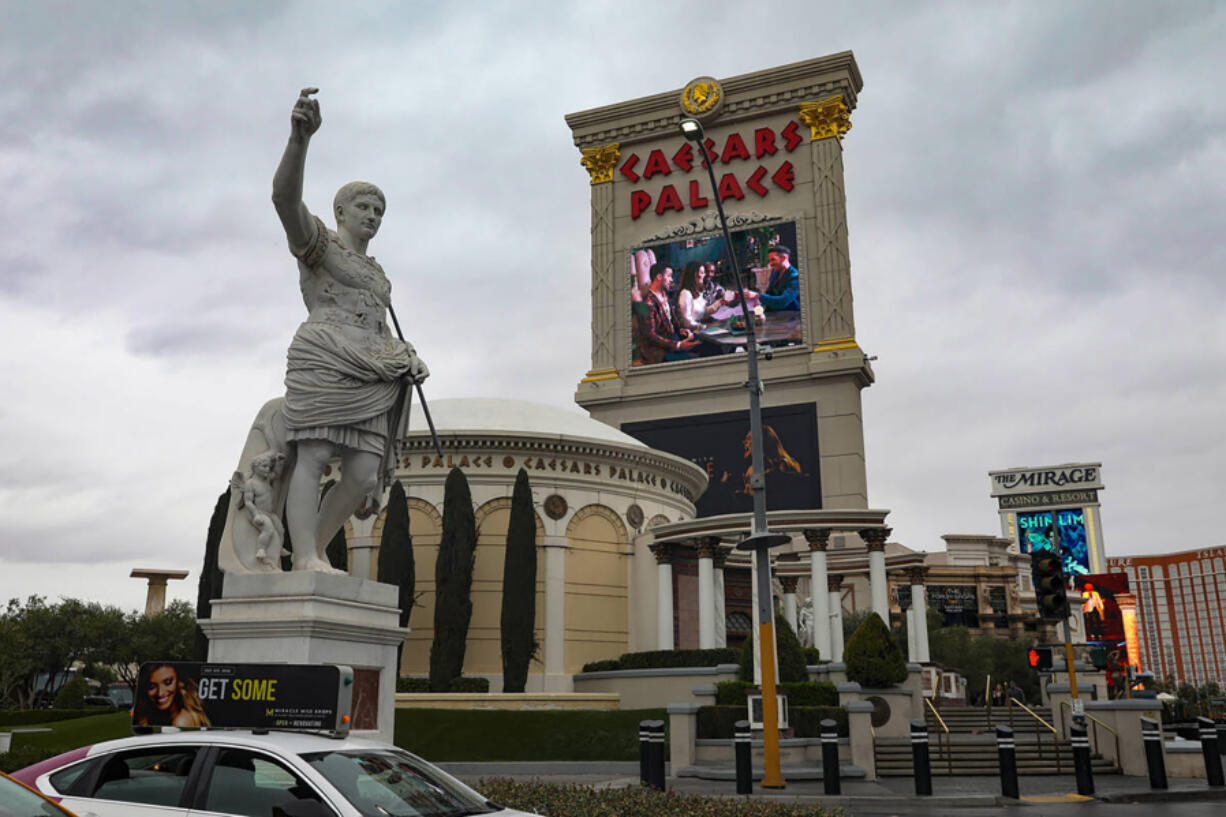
top-left (194, 488), bottom-right (229, 660)
top-left (378, 480), bottom-right (415, 667)
top-left (429, 468), bottom-right (477, 692)
top-left (500, 469), bottom-right (538, 692)
top-left (321, 480), bottom-right (349, 572)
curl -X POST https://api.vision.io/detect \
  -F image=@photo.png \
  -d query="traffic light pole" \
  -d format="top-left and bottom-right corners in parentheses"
top-left (1053, 519), bottom-right (1082, 719)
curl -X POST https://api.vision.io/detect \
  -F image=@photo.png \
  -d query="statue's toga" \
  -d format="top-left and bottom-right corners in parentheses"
top-left (219, 88), bottom-right (428, 575)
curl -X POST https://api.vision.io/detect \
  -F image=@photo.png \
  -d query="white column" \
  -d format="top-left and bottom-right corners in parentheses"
top-left (804, 529), bottom-right (832, 661)
top-left (543, 536), bottom-right (568, 691)
top-left (696, 539), bottom-right (717, 649)
top-left (781, 575), bottom-right (799, 633)
top-left (828, 573), bottom-right (845, 663)
top-left (906, 607), bottom-right (918, 663)
top-left (712, 547), bottom-right (728, 648)
top-left (650, 543), bottom-right (674, 650)
top-left (862, 527), bottom-right (892, 622)
top-left (911, 576), bottom-right (931, 663)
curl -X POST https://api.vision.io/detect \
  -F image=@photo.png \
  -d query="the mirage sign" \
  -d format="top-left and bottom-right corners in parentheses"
top-left (989, 463), bottom-right (1103, 497)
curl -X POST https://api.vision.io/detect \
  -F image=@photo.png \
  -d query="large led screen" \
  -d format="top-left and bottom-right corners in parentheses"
top-left (1018, 509), bottom-right (1091, 577)
top-left (629, 220), bottom-right (802, 367)
top-left (622, 403), bottom-right (819, 517)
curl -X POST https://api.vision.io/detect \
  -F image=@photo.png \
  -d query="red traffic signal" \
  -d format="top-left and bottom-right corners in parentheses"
top-left (1028, 647), bottom-right (1054, 671)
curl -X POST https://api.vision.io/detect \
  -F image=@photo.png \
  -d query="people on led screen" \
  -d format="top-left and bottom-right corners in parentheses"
top-left (754, 245), bottom-right (800, 312)
top-left (133, 664), bottom-right (211, 728)
top-left (629, 247), bottom-right (655, 304)
top-left (636, 262), bottom-right (699, 364)
top-left (700, 262), bottom-right (726, 305)
top-left (677, 262), bottom-right (719, 331)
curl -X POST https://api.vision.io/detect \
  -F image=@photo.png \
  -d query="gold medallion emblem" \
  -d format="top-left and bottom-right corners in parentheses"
top-left (680, 76), bottom-right (724, 120)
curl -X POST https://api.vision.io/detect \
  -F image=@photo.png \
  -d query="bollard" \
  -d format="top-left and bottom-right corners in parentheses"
top-left (1140, 716), bottom-right (1168, 790)
top-left (1197, 716), bottom-right (1224, 787)
top-left (648, 720), bottom-right (667, 790)
top-left (910, 718), bottom-right (932, 796)
top-left (996, 724), bottom-right (1019, 799)
top-left (734, 719), bottom-right (752, 795)
top-left (821, 718), bottom-right (841, 795)
top-left (638, 719), bottom-right (651, 787)
top-left (1070, 722), bottom-right (1095, 796)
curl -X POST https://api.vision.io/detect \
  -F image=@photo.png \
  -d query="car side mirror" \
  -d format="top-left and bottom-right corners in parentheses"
top-left (273, 799), bottom-right (335, 817)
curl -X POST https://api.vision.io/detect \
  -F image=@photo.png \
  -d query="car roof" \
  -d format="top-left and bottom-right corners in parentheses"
top-left (83, 729), bottom-right (398, 757)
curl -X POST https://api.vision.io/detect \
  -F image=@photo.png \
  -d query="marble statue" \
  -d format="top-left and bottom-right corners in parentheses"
top-left (218, 88), bottom-right (428, 575)
top-left (797, 597), bottom-right (815, 647)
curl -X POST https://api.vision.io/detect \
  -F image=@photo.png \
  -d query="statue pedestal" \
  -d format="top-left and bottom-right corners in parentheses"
top-left (198, 572), bottom-right (406, 744)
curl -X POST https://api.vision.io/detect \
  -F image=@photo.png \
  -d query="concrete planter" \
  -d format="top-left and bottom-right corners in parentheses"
top-left (572, 664), bottom-right (738, 709)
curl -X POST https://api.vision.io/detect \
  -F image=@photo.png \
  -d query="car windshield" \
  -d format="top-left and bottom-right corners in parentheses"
top-left (301, 749), bottom-right (496, 817)
top-left (0, 774), bottom-right (74, 816)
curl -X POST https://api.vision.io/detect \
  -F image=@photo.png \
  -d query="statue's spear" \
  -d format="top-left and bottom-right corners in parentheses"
top-left (387, 304), bottom-right (444, 460)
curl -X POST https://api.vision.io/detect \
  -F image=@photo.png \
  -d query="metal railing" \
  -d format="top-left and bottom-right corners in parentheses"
top-left (984, 673), bottom-right (993, 722)
top-left (924, 696), bottom-right (954, 774)
top-left (1007, 697), bottom-right (1063, 773)
top-left (1060, 699), bottom-right (1119, 764)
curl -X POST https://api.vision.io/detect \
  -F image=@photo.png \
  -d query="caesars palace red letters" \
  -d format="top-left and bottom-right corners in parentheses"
top-left (623, 121), bottom-right (804, 220)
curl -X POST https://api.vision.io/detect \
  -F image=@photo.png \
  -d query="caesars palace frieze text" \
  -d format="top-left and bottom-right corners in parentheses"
top-left (399, 452), bottom-right (696, 501)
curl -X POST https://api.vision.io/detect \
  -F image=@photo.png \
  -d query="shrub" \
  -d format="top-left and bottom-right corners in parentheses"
top-left (736, 618), bottom-right (808, 683)
top-left (803, 646), bottom-right (821, 665)
top-left (696, 705), bottom-right (847, 739)
top-left (844, 612), bottom-right (907, 688)
top-left (53, 677), bottom-right (89, 710)
top-left (478, 778), bottom-right (841, 816)
top-left (616, 648), bottom-right (739, 670)
top-left (715, 681), bottom-right (836, 707)
top-left (581, 659), bottom-right (622, 673)
top-left (396, 676), bottom-right (489, 693)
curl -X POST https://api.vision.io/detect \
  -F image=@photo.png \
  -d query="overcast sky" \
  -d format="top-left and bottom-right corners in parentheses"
top-left (1, 1), bottom-right (1222, 613)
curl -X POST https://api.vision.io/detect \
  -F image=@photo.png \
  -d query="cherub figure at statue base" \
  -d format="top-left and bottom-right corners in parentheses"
top-left (232, 450), bottom-right (287, 569)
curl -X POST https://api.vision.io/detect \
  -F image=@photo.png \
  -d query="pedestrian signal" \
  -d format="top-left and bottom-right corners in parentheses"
top-left (1028, 647), bottom-right (1054, 671)
top-left (1030, 550), bottom-right (1070, 620)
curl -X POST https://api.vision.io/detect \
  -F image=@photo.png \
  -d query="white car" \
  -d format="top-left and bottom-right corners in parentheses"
top-left (14, 729), bottom-right (540, 817)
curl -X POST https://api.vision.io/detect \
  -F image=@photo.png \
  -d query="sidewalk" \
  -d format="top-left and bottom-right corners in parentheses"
top-left (439, 762), bottom-right (1226, 807)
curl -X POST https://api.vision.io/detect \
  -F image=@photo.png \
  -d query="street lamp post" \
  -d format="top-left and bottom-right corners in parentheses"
top-left (680, 116), bottom-right (790, 788)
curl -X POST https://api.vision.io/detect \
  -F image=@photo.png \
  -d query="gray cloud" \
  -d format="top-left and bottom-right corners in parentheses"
top-left (0, 1), bottom-right (1223, 610)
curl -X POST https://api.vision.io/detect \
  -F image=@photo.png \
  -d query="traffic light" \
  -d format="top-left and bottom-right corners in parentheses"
top-left (1028, 647), bottom-right (1054, 670)
top-left (1031, 549), bottom-right (1070, 620)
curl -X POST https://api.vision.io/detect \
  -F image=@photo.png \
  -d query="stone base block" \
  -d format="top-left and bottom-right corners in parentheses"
top-left (199, 572), bottom-right (406, 744)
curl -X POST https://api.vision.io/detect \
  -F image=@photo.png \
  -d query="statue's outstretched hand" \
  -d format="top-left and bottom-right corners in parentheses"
top-left (291, 87), bottom-right (322, 139)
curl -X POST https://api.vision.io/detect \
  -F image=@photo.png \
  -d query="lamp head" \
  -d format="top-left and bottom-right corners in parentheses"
top-left (679, 118), bottom-right (704, 142)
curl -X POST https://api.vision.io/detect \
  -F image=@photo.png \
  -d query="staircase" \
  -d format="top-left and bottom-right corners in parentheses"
top-left (873, 705), bottom-right (1120, 776)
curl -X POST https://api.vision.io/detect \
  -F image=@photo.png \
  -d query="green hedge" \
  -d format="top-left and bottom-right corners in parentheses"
top-left (713, 681), bottom-right (837, 707)
top-left (394, 708), bottom-right (666, 761)
top-left (478, 778), bottom-right (840, 816)
top-left (395, 676), bottom-right (490, 693)
top-left (803, 647), bottom-right (822, 664)
top-left (696, 705), bottom-right (848, 739)
top-left (0, 709), bottom-right (115, 727)
top-left (582, 648), bottom-right (739, 673)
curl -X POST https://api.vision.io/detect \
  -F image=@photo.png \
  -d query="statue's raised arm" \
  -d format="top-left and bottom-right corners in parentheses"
top-left (272, 87), bottom-right (322, 254)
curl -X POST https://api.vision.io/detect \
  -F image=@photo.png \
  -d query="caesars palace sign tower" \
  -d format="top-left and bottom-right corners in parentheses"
top-left (566, 53), bottom-right (873, 519)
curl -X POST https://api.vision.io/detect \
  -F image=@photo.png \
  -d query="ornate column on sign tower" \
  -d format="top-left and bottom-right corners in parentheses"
top-left (861, 527), bottom-right (891, 622)
top-left (712, 545), bottom-right (730, 648)
top-left (908, 565), bottom-right (931, 663)
top-left (796, 96), bottom-right (856, 351)
top-left (649, 542), bottom-right (676, 650)
top-left (828, 573), bottom-right (846, 663)
top-left (696, 538), bottom-right (720, 649)
top-left (578, 144), bottom-right (621, 384)
top-left (780, 574), bottom-right (800, 634)
top-left (804, 528), bottom-right (833, 661)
